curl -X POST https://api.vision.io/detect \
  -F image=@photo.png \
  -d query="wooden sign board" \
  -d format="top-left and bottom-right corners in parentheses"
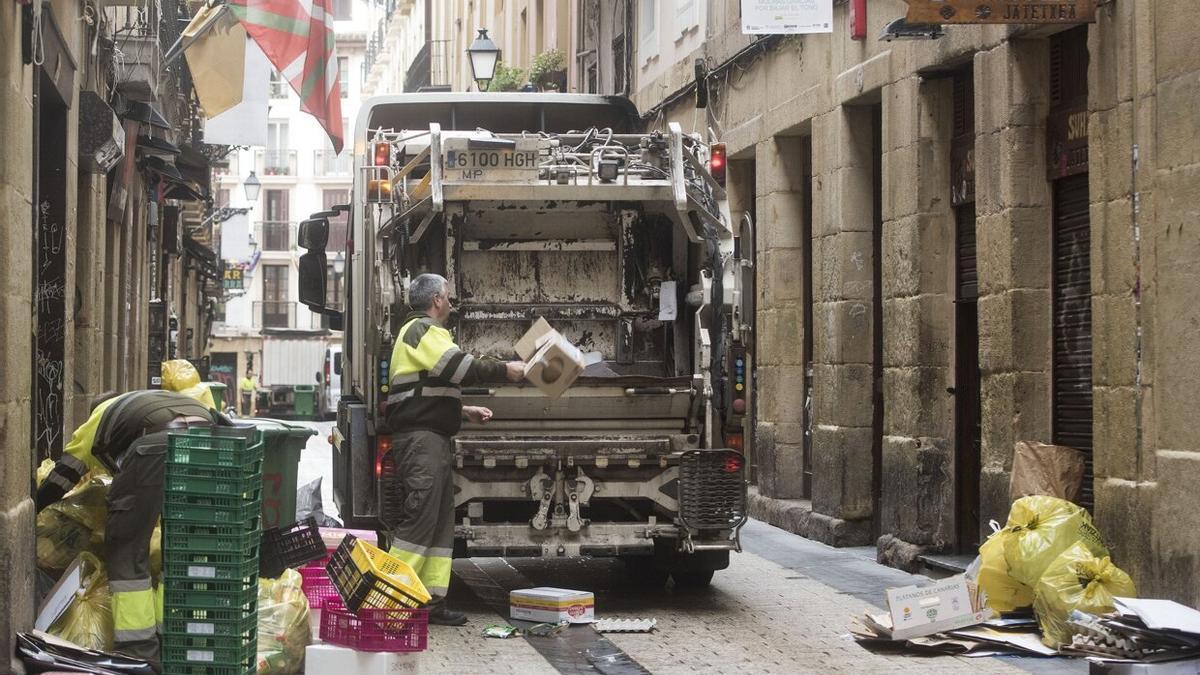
top-left (905, 0), bottom-right (1097, 24)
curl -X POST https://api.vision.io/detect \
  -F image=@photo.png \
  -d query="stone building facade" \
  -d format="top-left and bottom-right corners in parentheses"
top-left (0, 0), bottom-right (217, 666)
top-left (628, 0), bottom-right (1200, 606)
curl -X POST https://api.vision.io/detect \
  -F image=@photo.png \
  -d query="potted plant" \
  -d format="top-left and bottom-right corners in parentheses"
top-left (530, 48), bottom-right (567, 92)
top-left (487, 62), bottom-right (528, 92)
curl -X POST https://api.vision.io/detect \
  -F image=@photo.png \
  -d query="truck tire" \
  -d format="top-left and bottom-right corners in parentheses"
top-left (670, 570), bottom-right (715, 589)
top-left (621, 555), bottom-right (669, 589)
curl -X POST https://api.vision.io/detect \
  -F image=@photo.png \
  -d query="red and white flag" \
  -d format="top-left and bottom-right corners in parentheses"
top-left (228, 0), bottom-right (343, 152)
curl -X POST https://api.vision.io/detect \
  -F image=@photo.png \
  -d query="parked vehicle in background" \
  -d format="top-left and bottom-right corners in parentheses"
top-left (323, 343), bottom-right (342, 419)
top-left (258, 332), bottom-right (326, 419)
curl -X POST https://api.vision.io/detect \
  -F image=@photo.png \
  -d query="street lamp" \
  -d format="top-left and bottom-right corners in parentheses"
top-left (332, 252), bottom-right (345, 276)
top-left (466, 29), bottom-right (500, 92)
top-left (243, 170), bottom-right (262, 202)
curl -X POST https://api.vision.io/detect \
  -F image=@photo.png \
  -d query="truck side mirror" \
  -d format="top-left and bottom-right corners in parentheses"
top-left (299, 251), bottom-right (328, 310)
top-left (298, 217), bottom-right (329, 251)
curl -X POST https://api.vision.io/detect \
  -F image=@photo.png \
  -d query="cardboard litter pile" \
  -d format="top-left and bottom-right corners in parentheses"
top-left (1060, 599), bottom-right (1200, 665)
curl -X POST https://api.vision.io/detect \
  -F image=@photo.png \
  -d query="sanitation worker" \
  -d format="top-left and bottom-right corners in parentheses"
top-left (35, 360), bottom-right (226, 669)
top-left (383, 273), bottom-right (524, 625)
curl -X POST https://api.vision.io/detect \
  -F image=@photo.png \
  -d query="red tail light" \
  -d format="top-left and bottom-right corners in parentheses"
top-left (725, 433), bottom-right (744, 454)
top-left (709, 142), bottom-right (726, 186)
top-left (374, 436), bottom-right (392, 477)
top-left (722, 452), bottom-right (744, 473)
top-left (373, 141), bottom-right (390, 166)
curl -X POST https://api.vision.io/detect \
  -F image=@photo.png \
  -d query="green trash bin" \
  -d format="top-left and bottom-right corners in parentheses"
top-left (205, 382), bottom-right (227, 412)
top-left (293, 385), bottom-right (316, 419)
top-left (244, 418), bottom-right (317, 529)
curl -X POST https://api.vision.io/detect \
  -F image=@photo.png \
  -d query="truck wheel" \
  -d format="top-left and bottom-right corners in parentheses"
top-left (621, 555), bottom-right (669, 589)
top-left (670, 570), bottom-right (715, 589)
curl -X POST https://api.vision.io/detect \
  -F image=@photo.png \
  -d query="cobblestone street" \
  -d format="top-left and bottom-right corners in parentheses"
top-left (412, 520), bottom-right (1081, 674)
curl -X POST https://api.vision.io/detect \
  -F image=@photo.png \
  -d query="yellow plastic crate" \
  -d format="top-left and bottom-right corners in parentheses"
top-left (326, 535), bottom-right (431, 612)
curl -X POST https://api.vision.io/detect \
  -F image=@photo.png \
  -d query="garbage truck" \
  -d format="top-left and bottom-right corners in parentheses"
top-left (296, 93), bottom-right (751, 585)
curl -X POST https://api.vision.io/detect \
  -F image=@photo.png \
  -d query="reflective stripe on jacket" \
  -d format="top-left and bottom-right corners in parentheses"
top-left (384, 312), bottom-right (507, 436)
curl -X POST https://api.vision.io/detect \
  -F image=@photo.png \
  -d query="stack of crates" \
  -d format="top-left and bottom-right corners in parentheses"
top-left (162, 426), bottom-right (264, 675)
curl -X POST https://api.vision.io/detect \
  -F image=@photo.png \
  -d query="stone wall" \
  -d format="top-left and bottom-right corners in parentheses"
top-left (0, 0), bottom-right (38, 667)
top-left (633, 0), bottom-right (1200, 602)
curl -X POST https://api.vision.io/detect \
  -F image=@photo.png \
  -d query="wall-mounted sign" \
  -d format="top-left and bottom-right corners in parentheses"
top-left (905, 0), bottom-right (1097, 24)
top-left (223, 263), bottom-right (246, 290)
top-left (1047, 104), bottom-right (1089, 179)
top-left (742, 0), bottom-right (833, 35)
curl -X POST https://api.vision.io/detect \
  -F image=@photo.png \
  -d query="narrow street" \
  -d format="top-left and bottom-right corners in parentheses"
top-left (297, 421), bottom-right (1078, 675)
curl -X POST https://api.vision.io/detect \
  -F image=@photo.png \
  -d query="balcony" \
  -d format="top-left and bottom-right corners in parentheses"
top-left (269, 76), bottom-right (290, 99)
top-left (255, 149), bottom-right (298, 177)
top-left (253, 301), bottom-right (325, 330)
top-left (212, 154), bottom-right (240, 177)
top-left (256, 221), bottom-right (292, 251)
top-left (404, 40), bottom-right (452, 93)
top-left (314, 149), bottom-right (352, 177)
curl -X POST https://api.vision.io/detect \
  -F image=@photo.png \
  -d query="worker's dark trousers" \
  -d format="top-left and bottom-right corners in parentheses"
top-left (385, 430), bottom-right (455, 600)
top-left (106, 431), bottom-right (168, 669)
top-left (240, 391), bottom-right (253, 416)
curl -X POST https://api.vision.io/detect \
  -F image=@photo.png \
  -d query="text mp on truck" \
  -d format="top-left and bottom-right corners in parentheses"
top-left (297, 94), bottom-right (753, 586)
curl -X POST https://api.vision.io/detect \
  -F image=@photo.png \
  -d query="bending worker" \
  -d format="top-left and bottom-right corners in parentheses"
top-left (383, 273), bottom-right (524, 626)
top-left (36, 363), bottom-right (224, 669)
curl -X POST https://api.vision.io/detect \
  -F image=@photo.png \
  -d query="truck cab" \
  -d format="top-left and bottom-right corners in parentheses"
top-left (297, 94), bottom-right (751, 584)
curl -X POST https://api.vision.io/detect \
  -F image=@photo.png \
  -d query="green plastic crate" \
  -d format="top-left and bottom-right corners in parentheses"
top-left (164, 522), bottom-right (261, 554)
top-left (165, 465), bottom-right (263, 498)
top-left (168, 429), bottom-right (265, 469)
top-left (163, 549), bottom-right (261, 582)
top-left (164, 578), bottom-right (258, 611)
top-left (162, 628), bottom-right (257, 673)
top-left (162, 493), bottom-right (263, 525)
top-left (163, 605), bottom-right (258, 639)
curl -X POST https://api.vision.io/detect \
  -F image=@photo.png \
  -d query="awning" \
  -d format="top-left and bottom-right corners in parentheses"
top-left (184, 235), bottom-right (221, 282)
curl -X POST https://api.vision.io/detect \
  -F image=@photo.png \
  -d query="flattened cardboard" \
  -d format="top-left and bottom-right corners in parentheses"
top-left (523, 333), bottom-right (586, 398)
top-left (884, 575), bottom-right (988, 640)
top-left (514, 317), bottom-right (555, 362)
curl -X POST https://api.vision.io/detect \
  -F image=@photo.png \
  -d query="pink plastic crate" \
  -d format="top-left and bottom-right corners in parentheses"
top-left (299, 564), bottom-right (339, 609)
top-left (319, 600), bottom-right (428, 653)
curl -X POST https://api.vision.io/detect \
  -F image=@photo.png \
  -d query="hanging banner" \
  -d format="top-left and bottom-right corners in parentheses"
top-left (905, 0), bottom-right (1097, 24)
top-left (224, 263), bottom-right (247, 290)
top-left (741, 0), bottom-right (833, 34)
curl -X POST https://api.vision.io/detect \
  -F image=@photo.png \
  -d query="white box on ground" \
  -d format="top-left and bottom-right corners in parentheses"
top-left (884, 575), bottom-right (988, 640)
top-left (510, 587), bottom-right (595, 624)
top-left (305, 643), bottom-right (421, 674)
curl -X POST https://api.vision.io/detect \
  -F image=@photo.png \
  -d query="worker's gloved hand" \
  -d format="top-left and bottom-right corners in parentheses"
top-left (463, 406), bottom-right (493, 424)
top-left (505, 362), bottom-right (526, 383)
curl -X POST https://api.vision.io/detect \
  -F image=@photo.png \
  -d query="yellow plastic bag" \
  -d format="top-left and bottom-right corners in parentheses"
top-left (36, 458), bottom-right (56, 486)
top-left (977, 526), bottom-right (1034, 613)
top-left (162, 359), bottom-right (217, 409)
top-left (48, 552), bottom-right (115, 651)
top-left (1033, 542), bottom-right (1136, 647)
top-left (256, 568), bottom-right (312, 674)
top-left (1001, 495), bottom-right (1107, 588)
top-left (36, 475), bottom-right (110, 576)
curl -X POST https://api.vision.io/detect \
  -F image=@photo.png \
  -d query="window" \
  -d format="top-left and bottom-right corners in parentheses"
top-left (331, 0), bottom-right (351, 21)
top-left (338, 56), bottom-right (349, 98)
top-left (323, 189), bottom-right (350, 250)
top-left (675, 0), bottom-right (698, 37)
top-left (325, 264), bottom-right (344, 310)
top-left (638, 0), bottom-right (658, 65)
top-left (262, 264), bottom-right (290, 328)
top-left (612, 34), bottom-right (627, 95)
top-left (269, 70), bottom-right (288, 98)
top-left (263, 189), bottom-right (290, 250)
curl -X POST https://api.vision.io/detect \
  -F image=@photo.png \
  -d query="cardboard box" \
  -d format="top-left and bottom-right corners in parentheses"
top-left (514, 319), bottom-right (588, 399)
top-left (882, 575), bottom-right (988, 640)
top-left (510, 587), bottom-right (595, 624)
top-left (305, 643), bottom-right (422, 674)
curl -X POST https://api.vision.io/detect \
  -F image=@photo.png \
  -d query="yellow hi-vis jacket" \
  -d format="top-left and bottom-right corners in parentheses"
top-left (385, 312), bottom-right (507, 436)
